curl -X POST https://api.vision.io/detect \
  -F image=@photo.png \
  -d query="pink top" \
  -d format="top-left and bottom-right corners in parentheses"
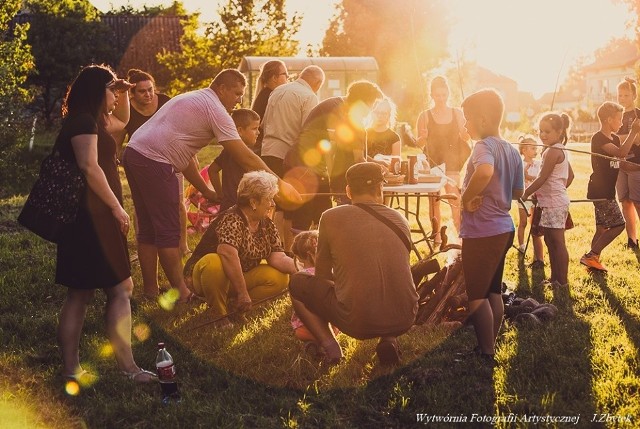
top-left (536, 143), bottom-right (570, 208)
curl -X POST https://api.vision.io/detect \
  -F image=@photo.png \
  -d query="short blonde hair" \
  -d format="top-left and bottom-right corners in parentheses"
top-left (596, 101), bottom-right (623, 125)
top-left (236, 170), bottom-right (279, 207)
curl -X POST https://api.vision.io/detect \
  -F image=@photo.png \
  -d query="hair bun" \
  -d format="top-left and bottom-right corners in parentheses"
top-left (625, 76), bottom-right (637, 84)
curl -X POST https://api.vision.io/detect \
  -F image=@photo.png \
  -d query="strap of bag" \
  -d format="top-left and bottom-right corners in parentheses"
top-left (353, 203), bottom-right (411, 252)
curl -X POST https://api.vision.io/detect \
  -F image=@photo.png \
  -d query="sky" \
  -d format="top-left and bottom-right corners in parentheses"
top-left (91, 0), bottom-right (634, 98)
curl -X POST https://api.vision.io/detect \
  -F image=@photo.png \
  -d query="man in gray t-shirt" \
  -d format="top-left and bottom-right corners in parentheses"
top-left (289, 163), bottom-right (418, 365)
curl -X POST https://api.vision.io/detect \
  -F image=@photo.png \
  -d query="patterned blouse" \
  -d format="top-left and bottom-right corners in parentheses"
top-left (184, 206), bottom-right (283, 276)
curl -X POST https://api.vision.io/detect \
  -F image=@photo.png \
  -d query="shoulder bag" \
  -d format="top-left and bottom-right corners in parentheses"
top-left (17, 147), bottom-right (86, 243)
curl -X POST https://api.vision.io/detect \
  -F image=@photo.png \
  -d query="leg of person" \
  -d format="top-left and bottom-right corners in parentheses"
top-left (617, 169), bottom-right (638, 248)
top-left (487, 231), bottom-right (513, 343)
top-left (549, 229), bottom-right (569, 285)
top-left (147, 166), bottom-right (191, 301)
top-left (462, 232), bottom-right (512, 356)
top-left (582, 200), bottom-right (625, 271)
top-left (122, 149), bottom-right (163, 296)
top-left (192, 253), bottom-right (231, 317)
top-left (103, 277), bottom-right (155, 382)
top-left (621, 200), bottom-right (637, 247)
top-left (543, 231), bottom-right (557, 283)
top-left (517, 207), bottom-right (527, 250)
top-left (590, 201), bottom-right (625, 256)
top-left (57, 288), bottom-right (94, 376)
top-left (444, 172), bottom-right (461, 233)
top-left (532, 235), bottom-right (545, 263)
top-left (432, 196), bottom-right (442, 245)
top-left (289, 273), bottom-right (342, 363)
top-left (244, 264), bottom-right (289, 301)
top-left (178, 175), bottom-right (191, 257)
top-left (138, 243), bottom-right (160, 297)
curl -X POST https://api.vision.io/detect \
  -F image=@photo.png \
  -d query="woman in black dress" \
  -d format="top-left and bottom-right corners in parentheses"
top-left (55, 65), bottom-right (155, 383)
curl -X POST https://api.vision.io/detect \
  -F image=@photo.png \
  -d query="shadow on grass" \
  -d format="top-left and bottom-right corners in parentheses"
top-left (589, 272), bottom-right (640, 355)
top-left (0, 215), bottom-right (599, 428)
top-left (500, 279), bottom-right (596, 420)
top-left (515, 249), bottom-right (547, 301)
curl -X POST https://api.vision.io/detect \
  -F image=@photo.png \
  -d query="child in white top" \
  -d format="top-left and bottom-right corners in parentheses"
top-left (522, 113), bottom-right (574, 287)
top-left (516, 135), bottom-right (544, 267)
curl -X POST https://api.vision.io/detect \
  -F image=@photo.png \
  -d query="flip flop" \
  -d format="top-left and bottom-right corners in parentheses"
top-left (122, 368), bottom-right (157, 384)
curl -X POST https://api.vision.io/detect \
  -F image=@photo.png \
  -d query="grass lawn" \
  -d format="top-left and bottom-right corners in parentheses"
top-left (1, 142), bottom-right (639, 428)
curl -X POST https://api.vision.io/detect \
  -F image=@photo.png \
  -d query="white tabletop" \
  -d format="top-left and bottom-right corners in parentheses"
top-left (383, 177), bottom-right (446, 194)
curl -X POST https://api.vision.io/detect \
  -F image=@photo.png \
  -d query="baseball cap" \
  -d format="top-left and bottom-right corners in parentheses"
top-left (346, 162), bottom-right (386, 187)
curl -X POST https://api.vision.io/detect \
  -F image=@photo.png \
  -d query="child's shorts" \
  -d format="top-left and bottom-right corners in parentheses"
top-left (616, 169), bottom-right (640, 203)
top-left (594, 200), bottom-right (625, 229)
top-left (539, 205), bottom-right (569, 229)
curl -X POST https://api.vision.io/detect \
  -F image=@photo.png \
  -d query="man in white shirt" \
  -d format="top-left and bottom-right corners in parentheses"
top-left (260, 65), bottom-right (325, 248)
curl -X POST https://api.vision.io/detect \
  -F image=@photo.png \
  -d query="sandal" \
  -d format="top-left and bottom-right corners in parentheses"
top-left (122, 368), bottom-right (157, 384)
top-left (180, 292), bottom-right (205, 304)
top-left (63, 369), bottom-right (97, 385)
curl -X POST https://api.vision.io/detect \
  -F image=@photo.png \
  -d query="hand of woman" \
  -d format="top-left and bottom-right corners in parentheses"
top-left (233, 292), bottom-right (252, 313)
top-left (112, 205), bottom-right (130, 235)
top-left (113, 79), bottom-right (135, 92)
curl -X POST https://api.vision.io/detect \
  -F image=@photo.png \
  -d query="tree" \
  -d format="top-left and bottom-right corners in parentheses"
top-left (24, 0), bottom-right (116, 127)
top-left (321, 0), bottom-right (451, 119)
top-left (1, 0), bottom-right (35, 196)
top-left (158, 0), bottom-right (301, 95)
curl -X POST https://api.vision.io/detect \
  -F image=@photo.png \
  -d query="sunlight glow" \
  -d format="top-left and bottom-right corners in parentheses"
top-left (302, 148), bottom-right (322, 168)
top-left (98, 343), bottom-right (114, 358)
top-left (447, 0), bottom-right (632, 98)
top-left (159, 288), bottom-right (180, 311)
top-left (133, 323), bottom-right (151, 342)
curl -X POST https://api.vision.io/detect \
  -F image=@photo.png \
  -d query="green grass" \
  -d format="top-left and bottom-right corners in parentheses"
top-left (1, 143), bottom-right (640, 428)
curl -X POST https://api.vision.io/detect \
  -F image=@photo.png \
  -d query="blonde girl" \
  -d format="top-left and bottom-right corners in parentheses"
top-left (516, 135), bottom-right (544, 267)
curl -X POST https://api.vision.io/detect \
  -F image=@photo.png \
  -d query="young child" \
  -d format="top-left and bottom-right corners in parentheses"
top-left (460, 89), bottom-right (524, 362)
top-left (582, 102), bottom-right (640, 272)
top-left (521, 113), bottom-right (574, 288)
top-left (516, 135), bottom-right (544, 267)
top-left (289, 231), bottom-right (339, 355)
top-left (209, 109), bottom-right (261, 212)
top-left (615, 78), bottom-right (640, 249)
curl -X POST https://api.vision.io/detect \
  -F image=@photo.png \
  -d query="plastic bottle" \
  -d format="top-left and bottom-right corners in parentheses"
top-left (408, 155), bottom-right (418, 184)
top-left (156, 342), bottom-right (180, 405)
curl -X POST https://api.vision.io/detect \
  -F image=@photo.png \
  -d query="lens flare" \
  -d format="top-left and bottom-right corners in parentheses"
top-left (302, 149), bottom-right (322, 168)
top-left (335, 125), bottom-right (354, 144)
top-left (159, 288), bottom-right (180, 311)
top-left (65, 380), bottom-right (80, 396)
top-left (133, 322), bottom-right (151, 341)
top-left (348, 101), bottom-right (370, 130)
top-left (98, 343), bottom-right (114, 358)
top-left (318, 139), bottom-right (332, 153)
top-left (283, 167), bottom-right (319, 201)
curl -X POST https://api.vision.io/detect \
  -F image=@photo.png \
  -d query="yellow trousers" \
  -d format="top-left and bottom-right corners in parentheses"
top-left (191, 254), bottom-right (289, 317)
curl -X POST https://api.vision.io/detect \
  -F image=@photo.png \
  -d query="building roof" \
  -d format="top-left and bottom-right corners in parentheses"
top-left (583, 39), bottom-right (640, 72)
